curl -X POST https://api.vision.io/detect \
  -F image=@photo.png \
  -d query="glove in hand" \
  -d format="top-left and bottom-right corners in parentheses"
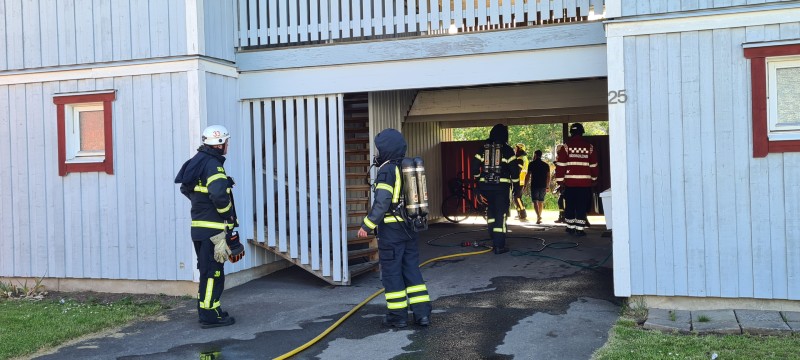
top-left (209, 231), bottom-right (232, 263)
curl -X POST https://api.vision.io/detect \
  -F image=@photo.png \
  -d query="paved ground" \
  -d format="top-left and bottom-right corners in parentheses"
top-left (35, 213), bottom-right (621, 360)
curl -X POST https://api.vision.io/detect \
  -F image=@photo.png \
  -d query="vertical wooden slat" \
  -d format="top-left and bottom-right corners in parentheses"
top-left (330, 95), bottom-right (344, 282)
top-left (477, 0), bottom-right (487, 26)
top-left (310, 0), bottom-right (320, 40)
top-left (336, 95), bottom-right (348, 283)
top-left (319, 0), bottom-right (329, 40)
top-left (362, 0), bottom-right (373, 36)
top-left (297, 98), bottom-right (310, 264)
top-left (698, 30), bottom-right (721, 297)
top-left (536, 0), bottom-right (547, 23)
top-left (649, 34), bottom-right (673, 296)
top-left (330, 0), bottom-right (341, 39)
top-left (513, 0), bottom-right (524, 25)
top-left (769, 154), bottom-right (788, 299)
top-left (407, 0), bottom-right (417, 32)
top-left (308, 98), bottom-right (321, 270)
top-left (268, 0), bottom-right (279, 43)
top-left (24, 82), bottom-right (44, 277)
top-left (56, 0), bottom-right (77, 65)
top-left (679, 31), bottom-right (704, 296)
top-left (264, 100), bottom-right (277, 247)
top-left (341, 0), bottom-right (352, 38)
top-left (466, 0), bottom-right (476, 28)
top-left (566, 0), bottom-right (577, 18)
top-left (81, 172), bottom-right (101, 278)
top-left (252, 102), bottom-right (266, 244)
top-left (396, 0), bottom-right (405, 34)
top-left (0, 1), bottom-right (7, 70)
top-left (40, 82), bottom-right (67, 277)
top-left (21, 0), bottom-right (42, 68)
top-left (623, 37), bottom-right (643, 294)
top-left (247, 0), bottom-right (258, 45)
top-left (299, 0), bottom-right (310, 41)
top-left (319, 97), bottom-right (331, 276)
top-left (576, 0), bottom-right (589, 17)
top-left (731, 28), bottom-right (753, 298)
top-left (666, 33), bottom-right (687, 296)
top-left (171, 73), bottom-right (191, 280)
top-left (453, 0), bottom-right (463, 31)
top-left (352, 0), bottom-right (362, 37)
top-left (286, 99), bottom-right (299, 259)
top-left (441, 0), bottom-right (452, 32)
top-left (785, 153), bottom-right (800, 299)
top-left (153, 74), bottom-right (176, 280)
top-left (278, 0), bottom-right (289, 43)
top-left (712, 29), bottom-right (738, 298)
top-left (552, 0), bottom-right (563, 21)
top-left (501, 0), bottom-right (512, 26)
top-left (132, 76), bottom-right (157, 280)
top-left (489, 0), bottom-right (499, 26)
top-left (289, 0), bottom-right (299, 42)
top-left (634, 36), bottom-right (656, 296)
top-left (257, 0), bottom-right (268, 44)
top-left (590, 0), bottom-right (603, 16)
top-left (384, 0), bottom-right (394, 35)
top-left (275, 99), bottom-right (288, 252)
top-left (418, 0), bottom-right (429, 31)
top-left (237, 0), bottom-right (247, 46)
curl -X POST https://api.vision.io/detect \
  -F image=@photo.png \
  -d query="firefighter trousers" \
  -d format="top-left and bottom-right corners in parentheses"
top-left (194, 239), bottom-right (226, 322)
top-left (377, 223), bottom-right (432, 321)
top-left (563, 186), bottom-right (592, 230)
top-left (482, 184), bottom-right (511, 249)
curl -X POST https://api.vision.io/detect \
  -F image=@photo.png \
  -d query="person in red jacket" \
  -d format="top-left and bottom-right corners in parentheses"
top-left (554, 123), bottom-right (598, 237)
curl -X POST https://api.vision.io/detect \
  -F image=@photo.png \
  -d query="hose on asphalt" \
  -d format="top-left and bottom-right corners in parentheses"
top-left (272, 246), bottom-right (493, 360)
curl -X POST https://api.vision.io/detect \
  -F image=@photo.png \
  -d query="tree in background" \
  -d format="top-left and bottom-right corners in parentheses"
top-left (453, 121), bottom-right (608, 210)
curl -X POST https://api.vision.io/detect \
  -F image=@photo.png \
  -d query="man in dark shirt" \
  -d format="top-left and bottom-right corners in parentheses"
top-left (526, 150), bottom-right (551, 224)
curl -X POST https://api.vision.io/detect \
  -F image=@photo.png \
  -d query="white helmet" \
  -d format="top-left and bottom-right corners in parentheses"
top-left (202, 125), bottom-right (230, 145)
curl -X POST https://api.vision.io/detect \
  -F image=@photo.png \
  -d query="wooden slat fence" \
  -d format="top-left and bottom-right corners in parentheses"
top-left (244, 95), bottom-right (349, 283)
top-left (238, 0), bottom-right (606, 47)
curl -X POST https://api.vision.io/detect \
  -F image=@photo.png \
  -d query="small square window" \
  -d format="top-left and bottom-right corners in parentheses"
top-left (767, 56), bottom-right (800, 140)
top-left (53, 91), bottom-right (116, 175)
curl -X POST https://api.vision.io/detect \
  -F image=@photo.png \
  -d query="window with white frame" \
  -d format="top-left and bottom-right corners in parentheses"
top-left (65, 103), bottom-right (106, 162)
top-left (767, 56), bottom-right (800, 140)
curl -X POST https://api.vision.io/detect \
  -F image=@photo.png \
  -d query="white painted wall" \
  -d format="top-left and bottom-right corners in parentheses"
top-left (203, 0), bottom-right (237, 62)
top-left (0, 71), bottom-right (198, 281)
top-left (619, 0), bottom-right (790, 17)
top-left (614, 18), bottom-right (800, 300)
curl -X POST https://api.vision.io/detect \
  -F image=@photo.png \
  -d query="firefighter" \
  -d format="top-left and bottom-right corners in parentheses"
top-left (554, 123), bottom-right (599, 236)
top-left (175, 125), bottom-right (239, 328)
top-left (512, 143), bottom-right (529, 221)
top-left (357, 128), bottom-right (432, 328)
top-left (471, 124), bottom-right (519, 254)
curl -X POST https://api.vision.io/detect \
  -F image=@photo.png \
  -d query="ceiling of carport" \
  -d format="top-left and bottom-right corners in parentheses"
top-left (405, 78), bottom-right (608, 128)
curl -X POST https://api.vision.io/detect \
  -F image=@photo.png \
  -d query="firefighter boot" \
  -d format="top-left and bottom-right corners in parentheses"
top-left (382, 313), bottom-right (408, 328)
top-left (518, 209), bottom-right (528, 221)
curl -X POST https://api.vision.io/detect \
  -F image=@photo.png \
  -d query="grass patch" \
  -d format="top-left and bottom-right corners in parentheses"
top-left (669, 311), bottom-right (677, 322)
top-left (594, 319), bottom-right (800, 360)
top-left (698, 315), bottom-right (711, 323)
top-left (0, 294), bottom-right (180, 359)
top-left (620, 297), bottom-right (648, 324)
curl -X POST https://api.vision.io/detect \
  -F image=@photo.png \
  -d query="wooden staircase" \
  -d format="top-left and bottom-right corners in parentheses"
top-left (343, 92), bottom-right (381, 279)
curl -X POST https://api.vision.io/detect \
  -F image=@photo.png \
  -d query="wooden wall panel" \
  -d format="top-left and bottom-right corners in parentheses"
top-left (622, 20), bottom-right (800, 300)
top-left (622, 0), bottom-right (786, 16)
top-left (204, 0), bottom-right (236, 62)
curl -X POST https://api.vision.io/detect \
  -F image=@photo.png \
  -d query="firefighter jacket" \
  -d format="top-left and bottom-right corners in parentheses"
top-left (516, 150), bottom-right (529, 186)
top-left (554, 136), bottom-right (599, 188)
top-left (175, 145), bottom-right (238, 239)
top-left (470, 125), bottom-right (520, 189)
top-left (361, 129), bottom-right (408, 232)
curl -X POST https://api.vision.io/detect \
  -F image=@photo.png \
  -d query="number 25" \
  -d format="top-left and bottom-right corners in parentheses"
top-left (608, 90), bottom-right (628, 104)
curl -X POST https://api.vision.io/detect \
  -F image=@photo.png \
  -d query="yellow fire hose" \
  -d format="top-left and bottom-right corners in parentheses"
top-left (273, 246), bottom-right (494, 360)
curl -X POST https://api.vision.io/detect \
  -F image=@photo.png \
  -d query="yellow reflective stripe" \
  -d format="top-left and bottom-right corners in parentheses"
top-left (499, 178), bottom-right (511, 183)
top-left (488, 218), bottom-right (495, 223)
top-left (406, 284), bottom-right (427, 293)
top-left (217, 202), bottom-right (232, 214)
top-left (203, 279), bottom-right (214, 309)
top-left (474, 154), bottom-right (483, 161)
top-left (191, 221), bottom-right (234, 230)
top-left (493, 228), bottom-right (505, 232)
top-left (393, 167), bottom-right (402, 203)
top-left (212, 301), bottom-right (220, 309)
top-left (376, 183), bottom-right (394, 193)
top-left (207, 173), bottom-right (227, 185)
top-left (387, 301), bottom-right (408, 309)
top-left (408, 295), bottom-right (431, 304)
top-left (589, 164), bottom-right (598, 168)
top-left (364, 217), bottom-right (377, 230)
top-left (385, 290), bottom-right (407, 300)
top-left (194, 186), bottom-right (209, 193)
top-left (384, 216), bottom-right (404, 223)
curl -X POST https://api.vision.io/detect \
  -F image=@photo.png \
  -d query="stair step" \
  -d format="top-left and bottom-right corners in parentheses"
top-left (346, 184), bottom-right (372, 191)
top-left (348, 247), bottom-right (378, 260)
top-left (348, 235), bottom-right (376, 245)
top-left (346, 197), bottom-right (370, 204)
top-left (349, 260), bottom-right (380, 277)
top-left (344, 138), bottom-right (369, 144)
top-left (346, 160), bottom-right (371, 167)
top-left (346, 172), bottom-right (369, 179)
top-left (344, 126), bottom-right (369, 132)
top-left (348, 209), bottom-right (368, 217)
top-left (345, 148), bottom-right (370, 154)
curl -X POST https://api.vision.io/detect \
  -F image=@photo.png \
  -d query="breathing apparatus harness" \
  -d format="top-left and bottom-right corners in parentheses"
top-left (370, 155), bottom-right (430, 236)
top-left (481, 142), bottom-right (504, 184)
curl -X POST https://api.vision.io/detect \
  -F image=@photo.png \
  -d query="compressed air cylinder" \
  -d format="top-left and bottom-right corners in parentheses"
top-left (401, 158), bottom-right (420, 218)
top-left (414, 157), bottom-right (429, 217)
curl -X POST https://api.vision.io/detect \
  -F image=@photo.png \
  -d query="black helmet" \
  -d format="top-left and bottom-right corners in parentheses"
top-left (569, 123), bottom-right (585, 136)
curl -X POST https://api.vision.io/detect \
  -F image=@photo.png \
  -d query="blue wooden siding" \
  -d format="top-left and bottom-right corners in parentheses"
top-left (0, 0), bottom-right (189, 71)
top-left (203, 0), bottom-right (236, 62)
top-left (0, 72), bottom-right (199, 281)
top-left (621, 0), bottom-right (790, 16)
top-left (623, 21), bottom-right (800, 300)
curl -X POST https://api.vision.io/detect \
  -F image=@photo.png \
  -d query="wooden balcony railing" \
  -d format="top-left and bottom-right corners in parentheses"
top-left (237, 0), bottom-right (605, 48)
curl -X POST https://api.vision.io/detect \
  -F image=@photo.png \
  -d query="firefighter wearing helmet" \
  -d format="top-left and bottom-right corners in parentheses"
top-left (554, 123), bottom-right (598, 236)
top-left (175, 124), bottom-right (244, 328)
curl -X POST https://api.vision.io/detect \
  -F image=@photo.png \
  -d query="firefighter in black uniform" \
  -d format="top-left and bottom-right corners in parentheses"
top-left (472, 124), bottom-right (519, 254)
top-left (175, 125), bottom-right (243, 329)
top-left (357, 128), bottom-right (432, 328)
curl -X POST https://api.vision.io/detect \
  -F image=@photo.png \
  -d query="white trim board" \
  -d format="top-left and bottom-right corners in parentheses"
top-left (606, 5), bottom-right (800, 37)
top-left (239, 45), bottom-right (608, 99)
top-left (236, 22), bottom-right (607, 72)
top-left (0, 58), bottom-right (237, 86)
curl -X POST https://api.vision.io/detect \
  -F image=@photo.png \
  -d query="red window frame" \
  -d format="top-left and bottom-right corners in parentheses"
top-left (743, 44), bottom-right (800, 158)
top-left (53, 92), bottom-right (116, 176)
